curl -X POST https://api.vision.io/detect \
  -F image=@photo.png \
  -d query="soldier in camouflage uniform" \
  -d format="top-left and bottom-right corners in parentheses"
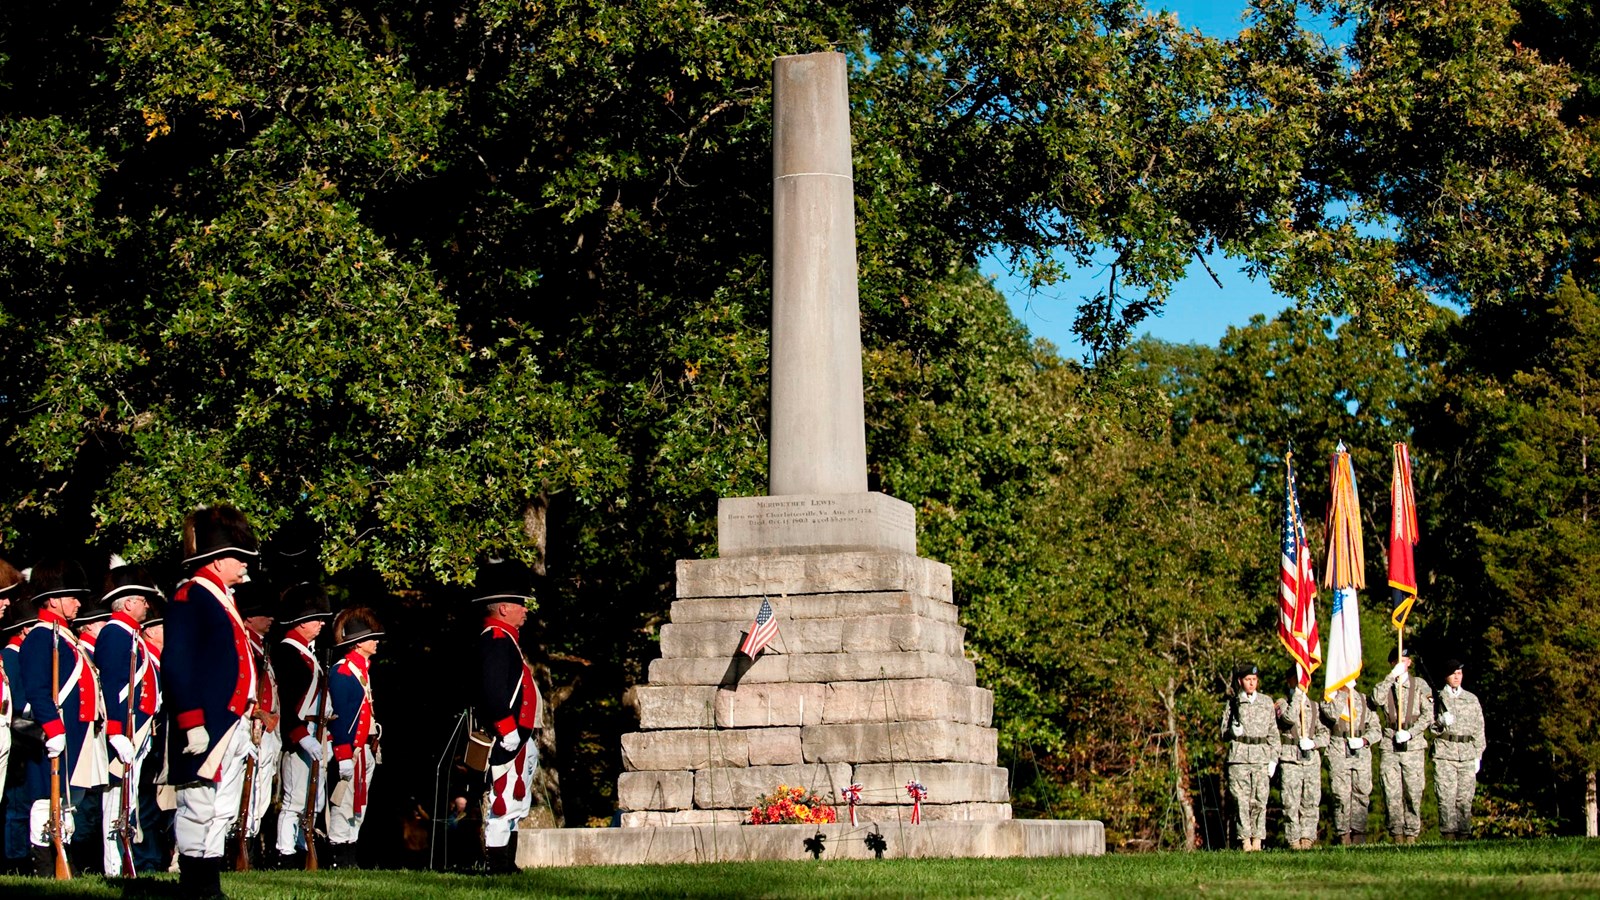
top-left (1320, 684), bottom-right (1381, 844)
top-left (1276, 682), bottom-right (1329, 849)
top-left (1430, 659), bottom-right (1486, 839)
top-left (1371, 649), bottom-right (1433, 843)
top-left (1220, 663), bottom-right (1276, 851)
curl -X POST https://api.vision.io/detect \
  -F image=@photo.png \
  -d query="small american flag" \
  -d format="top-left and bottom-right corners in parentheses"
top-left (739, 598), bottom-right (779, 659)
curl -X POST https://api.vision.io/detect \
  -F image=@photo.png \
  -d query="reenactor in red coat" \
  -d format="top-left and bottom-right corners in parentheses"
top-left (270, 583), bottom-right (331, 863)
top-left (470, 561), bottom-right (541, 874)
top-left (166, 505), bottom-right (260, 897)
top-left (94, 562), bottom-right (162, 876)
top-left (327, 608), bottom-right (384, 868)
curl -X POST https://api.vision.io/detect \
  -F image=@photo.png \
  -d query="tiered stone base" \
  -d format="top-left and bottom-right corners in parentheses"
top-left (516, 819), bottom-right (1105, 867)
top-left (618, 551), bottom-right (1011, 826)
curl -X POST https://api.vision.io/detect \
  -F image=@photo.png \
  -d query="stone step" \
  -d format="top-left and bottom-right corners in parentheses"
top-left (676, 553), bottom-right (952, 601)
top-left (635, 680), bottom-right (993, 730)
top-left (671, 591), bottom-right (959, 625)
top-left (693, 762), bottom-right (854, 810)
top-left (850, 762), bottom-right (1010, 805)
top-left (618, 802), bottom-right (1015, 828)
top-left (802, 721), bottom-right (998, 766)
top-left (646, 650), bottom-right (976, 687)
top-left (660, 615), bottom-right (966, 659)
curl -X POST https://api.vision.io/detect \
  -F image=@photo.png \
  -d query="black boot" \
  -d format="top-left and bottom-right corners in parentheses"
top-left (31, 845), bottom-right (53, 878)
top-left (331, 843), bottom-right (360, 870)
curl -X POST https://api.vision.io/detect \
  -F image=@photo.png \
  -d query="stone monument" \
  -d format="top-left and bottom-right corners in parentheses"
top-left (516, 52), bottom-right (1101, 866)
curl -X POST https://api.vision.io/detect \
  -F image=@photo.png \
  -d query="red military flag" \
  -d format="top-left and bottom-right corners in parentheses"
top-left (1278, 453), bottom-right (1322, 689)
top-left (1388, 442), bottom-right (1419, 628)
top-left (739, 597), bottom-right (780, 658)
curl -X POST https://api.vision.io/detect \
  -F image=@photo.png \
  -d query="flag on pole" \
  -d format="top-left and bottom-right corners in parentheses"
top-left (739, 597), bottom-right (779, 658)
top-left (1387, 442), bottom-right (1419, 629)
top-left (1322, 443), bottom-right (1365, 700)
top-left (1278, 453), bottom-right (1321, 689)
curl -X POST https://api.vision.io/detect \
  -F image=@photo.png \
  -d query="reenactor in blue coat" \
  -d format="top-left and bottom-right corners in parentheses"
top-left (232, 582), bottom-right (280, 868)
top-left (69, 588), bottom-right (114, 873)
top-left (471, 561), bottom-right (541, 873)
top-left (166, 504), bottom-right (260, 897)
top-left (94, 562), bottom-right (162, 876)
top-left (271, 583), bottom-right (331, 864)
top-left (134, 597), bottom-right (174, 873)
top-left (18, 559), bottom-right (108, 876)
top-left (327, 607), bottom-right (383, 868)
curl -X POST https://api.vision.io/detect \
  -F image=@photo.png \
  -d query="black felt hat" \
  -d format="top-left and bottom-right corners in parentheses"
top-left (182, 504), bottom-right (260, 569)
top-left (142, 594), bottom-right (167, 629)
top-left (280, 581), bottom-right (332, 626)
top-left (74, 592), bottom-right (114, 626)
top-left (1, 602), bottom-right (38, 635)
top-left (233, 580), bottom-right (276, 620)
top-left (334, 607), bottom-right (385, 648)
top-left (103, 563), bottom-right (165, 607)
top-left (467, 559), bottom-right (534, 606)
top-left (28, 559), bottom-right (91, 608)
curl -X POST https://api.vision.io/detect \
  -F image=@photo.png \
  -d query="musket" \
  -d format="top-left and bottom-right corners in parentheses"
top-left (115, 638), bottom-right (138, 877)
top-left (232, 717), bottom-right (261, 871)
top-left (48, 623), bottom-right (71, 880)
top-left (303, 641), bottom-right (331, 871)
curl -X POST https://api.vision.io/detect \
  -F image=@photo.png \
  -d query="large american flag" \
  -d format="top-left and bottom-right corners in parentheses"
top-left (739, 597), bottom-right (779, 659)
top-left (1279, 454), bottom-right (1322, 689)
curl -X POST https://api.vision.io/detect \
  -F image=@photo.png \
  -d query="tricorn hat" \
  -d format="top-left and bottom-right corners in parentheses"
top-left (334, 607), bottom-right (385, 648)
top-left (280, 581), bottom-right (332, 626)
top-left (103, 562), bottom-right (165, 607)
top-left (182, 504), bottom-right (260, 569)
top-left (467, 559), bottom-right (534, 606)
top-left (29, 558), bottom-right (91, 608)
top-left (233, 580), bottom-right (276, 620)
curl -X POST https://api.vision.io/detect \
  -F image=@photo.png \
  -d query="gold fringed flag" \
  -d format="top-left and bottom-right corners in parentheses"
top-left (1387, 442), bottom-right (1419, 628)
top-left (1278, 453), bottom-right (1321, 690)
top-left (1322, 443), bottom-right (1365, 700)
top-left (1322, 442), bottom-right (1365, 591)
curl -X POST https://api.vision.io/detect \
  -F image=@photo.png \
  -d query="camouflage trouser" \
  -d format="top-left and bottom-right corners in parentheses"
top-left (1435, 757), bottom-right (1477, 835)
top-left (1279, 755), bottom-right (1321, 844)
top-left (1327, 748), bottom-right (1374, 835)
top-left (1228, 761), bottom-right (1271, 842)
top-left (1379, 749), bottom-right (1426, 837)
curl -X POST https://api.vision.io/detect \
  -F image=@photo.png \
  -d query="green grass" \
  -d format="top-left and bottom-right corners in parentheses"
top-left (3, 838), bottom-right (1599, 898)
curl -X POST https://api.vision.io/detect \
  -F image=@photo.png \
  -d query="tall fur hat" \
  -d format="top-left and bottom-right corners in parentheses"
top-left (334, 606), bottom-right (385, 648)
top-left (0, 556), bottom-right (22, 598)
top-left (29, 558), bottom-right (91, 609)
top-left (182, 504), bottom-right (260, 569)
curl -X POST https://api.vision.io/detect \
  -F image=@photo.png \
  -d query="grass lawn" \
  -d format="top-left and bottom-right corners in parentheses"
top-left (2, 838), bottom-right (1598, 898)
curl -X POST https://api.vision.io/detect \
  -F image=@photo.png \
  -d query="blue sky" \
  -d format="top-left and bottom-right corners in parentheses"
top-left (988, 1), bottom-right (1319, 359)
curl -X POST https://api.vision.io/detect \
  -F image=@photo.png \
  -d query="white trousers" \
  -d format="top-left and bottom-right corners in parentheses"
top-left (326, 746), bottom-right (375, 846)
top-left (175, 717), bottom-right (252, 859)
top-left (275, 737), bottom-right (329, 855)
top-left (483, 741), bottom-right (537, 848)
top-left (246, 730), bottom-right (281, 838)
top-left (29, 796), bottom-right (77, 848)
top-left (101, 738), bottom-right (150, 876)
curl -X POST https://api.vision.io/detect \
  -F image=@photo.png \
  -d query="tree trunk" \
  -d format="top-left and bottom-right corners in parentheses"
top-left (1161, 678), bottom-right (1198, 850)
top-left (1586, 769), bottom-right (1597, 838)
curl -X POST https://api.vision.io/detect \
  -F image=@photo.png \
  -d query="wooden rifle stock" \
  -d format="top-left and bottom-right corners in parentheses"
top-left (233, 722), bottom-right (260, 871)
top-left (303, 648), bottom-right (331, 871)
top-left (49, 626), bottom-right (71, 880)
top-left (116, 641), bottom-right (138, 877)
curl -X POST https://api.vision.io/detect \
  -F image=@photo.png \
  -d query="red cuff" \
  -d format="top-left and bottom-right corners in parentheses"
top-left (106, 720), bottom-right (124, 737)
top-left (289, 725), bottom-right (309, 744)
top-left (42, 719), bottom-right (66, 739)
top-left (176, 709), bottom-right (205, 730)
top-left (494, 716), bottom-right (517, 737)
top-left (334, 744), bottom-right (354, 761)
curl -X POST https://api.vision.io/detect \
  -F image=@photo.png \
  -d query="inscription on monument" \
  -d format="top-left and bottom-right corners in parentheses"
top-left (717, 493), bottom-right (917, 557)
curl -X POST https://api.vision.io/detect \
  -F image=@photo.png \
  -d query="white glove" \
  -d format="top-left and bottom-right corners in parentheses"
top-left (1442, 711), bottom-right (1455, 728)
top-left (110, 733), bottom-right (135, 764)
top-left (338, 758), bottom-right (355, 780)
top-left (1389, 661), bottom-right (1408, 680)
top-left (499, 730), bottom-right (523, 752)
top-left (1230, 721), bottom-right (1243, 737)
top-left (1474, 757), bottom-right (1482, 775)
top-left (1268, 759), bottom-right (1278, 778)
top-left (298, 735), bottom-right (323, 761)
top-left (46, 733), bottom-right (66, 758)
top-left (242, 739), bottom-right (259, 761)
top-left (1347, 737), bottom-right (1364, 751)
top-left (1298, 737), bottom-right (1315, 751)
top-left (183, 726), bottom-right (209, 756)
top-left (1395, 729), bottom-right (1411, 743)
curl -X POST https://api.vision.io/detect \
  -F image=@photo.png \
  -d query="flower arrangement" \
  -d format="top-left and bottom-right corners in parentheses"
top-left (748, 784), bottom-right (839, 825)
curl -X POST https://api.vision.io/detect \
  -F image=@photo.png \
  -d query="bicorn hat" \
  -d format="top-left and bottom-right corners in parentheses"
top-left (103, 562), bottom-right (166, 607)
top-left (182, 504), bottom-right (260, 569)
top-left (280, 581), bottom-right (332, 626)
top-left (334, 607), bottom-right (385, 648)
top-left (29, 558), bottom-right (91, 609)
top-left (467, 559), bottom-right (534, 606)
